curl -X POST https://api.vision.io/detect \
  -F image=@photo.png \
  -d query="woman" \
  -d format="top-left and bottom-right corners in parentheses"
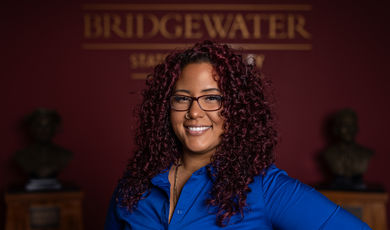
top-left (105, 40), bottom-right (370, 229)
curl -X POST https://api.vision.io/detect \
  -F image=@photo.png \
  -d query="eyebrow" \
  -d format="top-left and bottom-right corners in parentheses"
top-left (202, 88), bottom-right (220, 93)
top-left (174, 88), bottom-right (221, 94)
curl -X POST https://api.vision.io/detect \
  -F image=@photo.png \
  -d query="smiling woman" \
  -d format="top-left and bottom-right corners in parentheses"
top-left (104, 40), bottom-right (371, 229)
top-left (170, 63), bottom-right (224, 158)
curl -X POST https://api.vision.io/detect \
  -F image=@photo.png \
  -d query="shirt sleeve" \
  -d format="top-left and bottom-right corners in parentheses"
top-left (261, 165), bottom-right (371, 230)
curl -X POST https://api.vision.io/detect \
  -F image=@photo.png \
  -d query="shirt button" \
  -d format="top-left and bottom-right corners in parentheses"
top-left (176, 209), bottom-right (183, 215)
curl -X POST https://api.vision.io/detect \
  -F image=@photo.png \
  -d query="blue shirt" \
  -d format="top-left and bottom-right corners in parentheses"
top-left (105, 165), bottom-right (371, 229)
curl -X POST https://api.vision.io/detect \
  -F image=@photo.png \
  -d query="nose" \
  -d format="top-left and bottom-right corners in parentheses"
top-left (187, 99), bottom-right (205, 119)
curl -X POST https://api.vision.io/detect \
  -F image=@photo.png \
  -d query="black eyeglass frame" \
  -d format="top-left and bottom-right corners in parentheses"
top-left (169, 95), bottom-right (223, 112)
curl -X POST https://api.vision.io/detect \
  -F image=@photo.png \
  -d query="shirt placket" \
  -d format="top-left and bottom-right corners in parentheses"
top-left (168, 172), bottom-right (210, 229)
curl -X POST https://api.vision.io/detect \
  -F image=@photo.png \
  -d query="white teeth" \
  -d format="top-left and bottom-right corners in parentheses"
top-left (188, 126), bottom-right (210, 131)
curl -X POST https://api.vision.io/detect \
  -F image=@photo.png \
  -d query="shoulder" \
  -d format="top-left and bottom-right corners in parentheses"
top-left (256, 164), bottom-right (329, 207)
top-left (250, 164), bottom-right (315, 211)
top-left (252, 165), bottom-right (371, 230)
top-left (256, 164), bottom-right (295, 193)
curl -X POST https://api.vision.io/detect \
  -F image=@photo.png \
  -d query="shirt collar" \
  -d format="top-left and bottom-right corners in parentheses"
top-left (150, 164), bottom-right (213, 187)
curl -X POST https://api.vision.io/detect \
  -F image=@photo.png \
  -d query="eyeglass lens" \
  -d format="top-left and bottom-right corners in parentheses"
top-left (170, 95), bottom-right (222, 111)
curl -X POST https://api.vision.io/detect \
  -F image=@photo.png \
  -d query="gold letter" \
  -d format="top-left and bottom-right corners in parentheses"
top-left (203, 14), bottom-right (233, 38)
top-left (110, 14), bottom-right (125, 38)
top-left (125, 14), bottom-right (133, 38)
top-left (255, 54), bottom-right (265, 69)
top-left (160, 14), bottom-right (183, 39)
top-left (84, 14), bottom-right (103, 38)
top-left (136, 14), bottom-right (159, 38)
top-left (129, 54), bottom-right (138, 69)
top-left (228, 14), bottom-right (250, 39)
top-left (136, 14), bottom-right (144, 38)
top-left (246, 14), bottom-right (267, 39)
top-left (269, 14), bottom-right (287, 39)
top-left (288, 14), bottom-right (311, 39)
top-left (184, 14), bottom-right (202, 39)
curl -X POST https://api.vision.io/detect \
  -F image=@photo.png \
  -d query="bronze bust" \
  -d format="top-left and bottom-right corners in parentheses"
top-left (14, 108), bottom-right (72, 190)
top-left (322, 109), bottom-right (373, 190)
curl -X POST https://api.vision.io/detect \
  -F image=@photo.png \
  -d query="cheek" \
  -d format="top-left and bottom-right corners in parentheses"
top-left (170, 112), bottom-right (183, 133)
top-left (209, 112), bottom-right (224, 131)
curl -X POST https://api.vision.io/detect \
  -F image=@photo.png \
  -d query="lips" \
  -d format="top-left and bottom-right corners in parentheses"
top-left (185, 126), bottom-right (211, 135)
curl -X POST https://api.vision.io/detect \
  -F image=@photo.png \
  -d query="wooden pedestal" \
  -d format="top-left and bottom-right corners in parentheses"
top-left (320, 190), bottom-right (388, 230)
top-left (5, 190), bottom-right (83, 230)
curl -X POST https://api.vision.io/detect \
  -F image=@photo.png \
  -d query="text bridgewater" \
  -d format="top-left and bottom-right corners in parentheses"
top-left (84, 13), bottom-right (311, 40)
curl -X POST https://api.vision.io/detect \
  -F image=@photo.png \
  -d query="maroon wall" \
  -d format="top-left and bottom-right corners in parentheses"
top-left (1, 1), bottom-right (389, 229)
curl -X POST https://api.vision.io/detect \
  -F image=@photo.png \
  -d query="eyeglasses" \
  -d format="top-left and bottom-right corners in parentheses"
top-left (170, 95), bottom-right (223, 111)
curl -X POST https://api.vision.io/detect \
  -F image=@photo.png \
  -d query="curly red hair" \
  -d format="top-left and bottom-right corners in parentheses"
top-left (117, 40), bottom-right (277, 226)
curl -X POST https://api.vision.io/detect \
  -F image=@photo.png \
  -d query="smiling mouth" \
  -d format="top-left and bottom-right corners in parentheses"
top-left (185, 126), bottom-right (211, 135)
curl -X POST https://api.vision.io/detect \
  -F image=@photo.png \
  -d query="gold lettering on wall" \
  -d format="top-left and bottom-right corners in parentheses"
top-left (203, 14), bottom-right (233, 39)
top-left (228, 14), bottom-right (250, 39)
top-left (82, 4), bottom-right (312, 80)
top-left (256, 54), bottom-right (265, 69)
top-left (83, 12), bottom-right (311, 40)
top-left (128, 53), bottom-right (266, 79)
top-left (184, 14), bottom-right (202, 39)
top-left (246, 14), bottom-right (264, 38)
top-left (290, 14), bottom-right (311, 39)
top-left (160, 14), bottom-right (183, 38)
top-left (269, 14), bottom-right (286, 39)
top-left (84, 14), bottom-right (102, 38)
top-left (129, 53), bottom-right (167, 69)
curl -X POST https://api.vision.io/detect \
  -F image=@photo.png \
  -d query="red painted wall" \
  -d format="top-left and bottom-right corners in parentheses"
top-left (1, 0), bottom-right (389, 229)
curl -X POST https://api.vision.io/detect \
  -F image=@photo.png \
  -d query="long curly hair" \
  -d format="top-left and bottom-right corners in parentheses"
top-left (117, 40), bottom-right (277, 226)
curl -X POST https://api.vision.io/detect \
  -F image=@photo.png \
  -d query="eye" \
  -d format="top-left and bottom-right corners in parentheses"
top-left (204, 95), bottom-right (222, 101)
top-left (172, 95), bottom-right (191, 103)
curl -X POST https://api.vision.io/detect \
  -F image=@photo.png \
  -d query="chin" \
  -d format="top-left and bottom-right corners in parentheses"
top-left (185, 145), bottom-right (215, 155)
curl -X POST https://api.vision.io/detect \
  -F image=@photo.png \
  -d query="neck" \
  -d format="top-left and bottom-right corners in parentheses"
top-left (181, 150), bottom-right (213, 174)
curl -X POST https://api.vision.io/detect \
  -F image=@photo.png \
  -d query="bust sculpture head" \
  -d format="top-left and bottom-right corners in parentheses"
top-left (332, 108), bottom-right (358, 144)
top-left (26, 108), bottom-right (61, 144)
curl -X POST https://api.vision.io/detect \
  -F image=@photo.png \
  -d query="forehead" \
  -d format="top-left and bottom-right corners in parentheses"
top-left (175, 63), bottom-right (219, 91)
